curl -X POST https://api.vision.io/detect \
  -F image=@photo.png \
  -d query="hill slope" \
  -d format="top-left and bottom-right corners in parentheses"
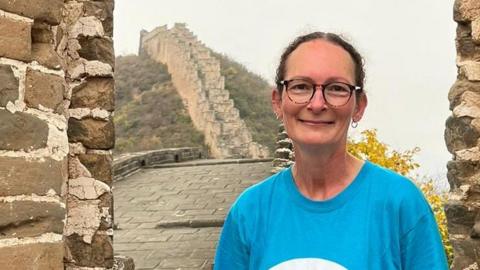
top-left (114, 53), bottom-right (277, 155)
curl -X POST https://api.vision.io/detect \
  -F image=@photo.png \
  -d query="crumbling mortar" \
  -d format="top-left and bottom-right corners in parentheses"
top-left (0, 233), bottom-right (63, 248)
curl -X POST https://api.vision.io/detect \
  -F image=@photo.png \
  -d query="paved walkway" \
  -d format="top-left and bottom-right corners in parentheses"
top-left (113, 160), bottom-right (273, 269)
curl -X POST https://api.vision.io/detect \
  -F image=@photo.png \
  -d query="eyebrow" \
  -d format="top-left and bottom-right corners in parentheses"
top-left (288, 76), bottom-right (352, 84)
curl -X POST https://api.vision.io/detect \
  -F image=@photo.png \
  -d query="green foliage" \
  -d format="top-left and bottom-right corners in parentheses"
top-left (114, 55), bottom-right (206, 154)
top-left (212, 52), bottom-right (278, 152)
top-left (348, 129), bottom-right (453, 266)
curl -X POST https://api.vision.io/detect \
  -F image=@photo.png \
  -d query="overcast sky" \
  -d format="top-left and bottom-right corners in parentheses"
top-left (114, 0), bottom-right (457, 190)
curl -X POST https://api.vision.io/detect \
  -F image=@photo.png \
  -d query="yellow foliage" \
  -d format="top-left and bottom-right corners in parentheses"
top-left (347, 129), bottom-right (453, 265)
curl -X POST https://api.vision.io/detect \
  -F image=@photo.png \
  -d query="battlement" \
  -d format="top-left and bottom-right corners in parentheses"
top-left (140, 24), bottom-right (269, 158)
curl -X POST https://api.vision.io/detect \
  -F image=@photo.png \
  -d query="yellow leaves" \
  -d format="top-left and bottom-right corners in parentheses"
top-left (347, 129), bottom-right (453, 265)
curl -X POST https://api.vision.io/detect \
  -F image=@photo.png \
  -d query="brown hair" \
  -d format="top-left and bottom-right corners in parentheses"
top-left (275, 32), bottom-right (366, 96)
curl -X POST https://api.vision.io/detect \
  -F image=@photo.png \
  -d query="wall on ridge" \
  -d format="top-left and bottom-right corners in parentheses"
top-left (140, 23), bottom-right (269, 159)
top-left (0, 1), bottom-right (119, 269)
top-left (445, 1), bottom-right (480, 269)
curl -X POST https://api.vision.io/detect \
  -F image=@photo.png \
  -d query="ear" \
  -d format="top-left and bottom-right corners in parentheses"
top-left (271, 88), bottom-right (283, 120)
top-left (353, 93), bottom-right (368, 122)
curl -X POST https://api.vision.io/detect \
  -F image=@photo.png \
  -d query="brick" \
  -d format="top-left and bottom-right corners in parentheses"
top-left (83, 0), bottom-right (114, 36)
top-left (0, 16), bottom-right (31, 61)
top-left (65, 233), bottom-right (113, 268)
top-left (68, 117), bottom-right (114, 149)
top-left (71, 77), bottom-right (114, 111)
top-left (0, 201), bottom-right (65, 239)
top-left (0, 242), bottom-right (63, 270)
top-left (31, 43), bottom-right (63, 70)
top-left (0, 0), bottom-right (65, 24)
top-left (0, 156), bottom-right (67, 196)
top-left (78, 36), bottom-right (114, 68)
top-left (24, 68), bottom-right (65, 111)
top-left (454, 0), bottom-right (480, 22)
top-left (0, 110), bottom-right (48, 151)
top-left (0, 64), bottom-right (19, 107)
top-left (78, 153), bottom-right (113, 185)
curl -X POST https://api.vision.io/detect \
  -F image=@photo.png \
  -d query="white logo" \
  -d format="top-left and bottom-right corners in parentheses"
top-left (270, 258), bottom-right (348, 270)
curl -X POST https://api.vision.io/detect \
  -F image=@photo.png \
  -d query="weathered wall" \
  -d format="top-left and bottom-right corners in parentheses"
top-left (0, 0), bottom-right (116, 269)
top-left (445, 1), bottom-right (480, 269)
top-left (140, 23), bottom-right (269, 159)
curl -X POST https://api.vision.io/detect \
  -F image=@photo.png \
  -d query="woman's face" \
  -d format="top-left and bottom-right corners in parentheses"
top-left (272, 39), bottom-right (367, 150)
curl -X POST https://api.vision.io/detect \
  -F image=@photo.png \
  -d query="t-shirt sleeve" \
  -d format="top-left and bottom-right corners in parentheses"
top-left (214, 203), bottom-right (250, 270)
top-left (400, 205), bottom-right (449, 269)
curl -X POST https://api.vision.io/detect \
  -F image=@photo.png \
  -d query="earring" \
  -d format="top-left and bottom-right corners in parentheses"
top-left (351, 120), bottom-right (358, 128)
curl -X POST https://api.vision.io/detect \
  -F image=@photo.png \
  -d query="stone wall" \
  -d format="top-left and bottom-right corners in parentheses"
top-left (0, 0), bottom-right (116, 269)
top-left (140, 23), bottom-right (269, 159)
top-left (445, 1), bottom-right (480, 269)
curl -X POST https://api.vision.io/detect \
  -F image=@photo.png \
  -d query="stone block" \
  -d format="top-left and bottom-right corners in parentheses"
top-left (65, 233), bottom-right (113, 268)
top-left (71, 77), bottom-right (114, 111)
top-left (31, 22), bottom-right (54, 43)
top-left (454, 0), bottom-right (480, 22)
top-left (0, 201), bottom-right (65, 239)
top-left (0, 156), bottom-right (67, 196)
top-left (25, 68), bottom-right (65, 111)
top-left (456, 23), bottom-right (480, 62)
top-left (68, 117), bottom-right (114, 149)
top-left (78, 36), bottom-right (114, 68)
top-left (98, 192), bottom-right (113, 231)
top-left (78, 153), bottom-right (113, 185)
top-left (448, 79), bottom-right (480, 110)
top-left (446, 201), bottom-right (478, 236)
top-left (0, 64), bottom-right (19, 107)
top-left (0, 110), bottom-right (48, 151)
top-left (83, 0), bottom-right (114, 36)
top-left (31, 43), bottom-right (63, 70)
top-left (447, 160), bottom-right (480, 188)
top-left (453, 91), bottom-right (480, 118)
top-left (0, 0), bottom-right (65, 24)
top-left (113, 255), bottom-right (135, 270)
top-left (0, 16), bottom-right (31, 61)
top-left (445, 116), bottom-right (480, 153)
top-left (0, 242), bottom-right (64, 270)
top-left (473, 18), bottom-right (480, 43)
top-left (460, 61), bottom-right (480, 82)
top-left (449, 238), bottom-right (479, 269)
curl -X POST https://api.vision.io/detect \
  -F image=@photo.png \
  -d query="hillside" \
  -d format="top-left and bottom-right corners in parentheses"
top-left (114, 52), bottom-right (277, 155)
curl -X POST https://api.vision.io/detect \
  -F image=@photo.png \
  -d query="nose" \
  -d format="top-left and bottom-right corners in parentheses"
top-left (307, 86), bottom-right (327, 111)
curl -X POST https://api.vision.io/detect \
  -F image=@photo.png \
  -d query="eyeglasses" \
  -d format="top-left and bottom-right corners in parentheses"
top-left (278, 79), bottom-right (362, 107)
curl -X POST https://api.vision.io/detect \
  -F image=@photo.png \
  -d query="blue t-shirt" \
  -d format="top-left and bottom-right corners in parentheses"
top-left (214, 161), bottom-right (448, 270)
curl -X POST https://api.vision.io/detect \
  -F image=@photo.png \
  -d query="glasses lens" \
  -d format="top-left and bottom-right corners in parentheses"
top-left (286, 80), bottom-right (314, 103)
top-left (324, 83), bottom-right (352, 106)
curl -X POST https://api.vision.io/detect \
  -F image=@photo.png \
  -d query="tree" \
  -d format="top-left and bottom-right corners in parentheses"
top-left (347, 129), bottom-right (453, 265)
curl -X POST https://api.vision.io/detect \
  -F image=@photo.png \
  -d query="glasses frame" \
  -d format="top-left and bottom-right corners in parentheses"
top-left (278, 79), bottom-right (363, 107)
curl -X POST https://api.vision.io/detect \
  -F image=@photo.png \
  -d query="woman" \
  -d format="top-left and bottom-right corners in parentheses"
top-left (214, 32), bottom-right (448, 269)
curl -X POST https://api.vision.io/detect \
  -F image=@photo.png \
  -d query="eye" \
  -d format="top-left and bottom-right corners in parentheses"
top-left (288, 80), bottom-right (313, 92)
top-left (325, 83), bottom-right (351, 96)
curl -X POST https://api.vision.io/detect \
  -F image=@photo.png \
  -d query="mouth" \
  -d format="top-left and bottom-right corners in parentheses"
top-left (298, 119), bottom-right (335, 125)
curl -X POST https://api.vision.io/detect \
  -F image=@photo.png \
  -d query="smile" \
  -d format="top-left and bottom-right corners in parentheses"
top-left (298, 119), bottom-right (335, 125)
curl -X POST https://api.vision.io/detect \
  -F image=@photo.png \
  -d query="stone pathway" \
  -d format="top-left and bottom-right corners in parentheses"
top-left (113, 160), bottom-right (272, 269)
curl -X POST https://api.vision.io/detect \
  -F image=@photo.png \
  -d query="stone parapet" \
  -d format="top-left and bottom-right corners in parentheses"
top-left (113, 147), bottom-right (205, 181)
top-left (140, 23), bottom-right (269, 158)
top-left (446, 1), bottom-right (480, 268)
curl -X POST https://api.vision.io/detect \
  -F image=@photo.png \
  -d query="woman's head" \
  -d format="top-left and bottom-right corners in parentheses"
top-left (275, 32), bottom-right (365, 96)
top-left (272, 32), bottom-right (368, 150)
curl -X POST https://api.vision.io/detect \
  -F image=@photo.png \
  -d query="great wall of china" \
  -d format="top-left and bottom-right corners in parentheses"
top-left (139, 23), bottom-right (269, 159)
top-left (0, 1), bottom-right (479, 269)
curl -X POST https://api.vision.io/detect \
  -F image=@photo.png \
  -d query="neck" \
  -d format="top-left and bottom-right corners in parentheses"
top-left (292, 142), bottom-right (363, 201)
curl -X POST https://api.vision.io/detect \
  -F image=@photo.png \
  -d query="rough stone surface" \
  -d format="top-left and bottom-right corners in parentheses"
top-left (25, 68), bottom-right (65, 111)
top-left (0, 110), bottom-right (48, 151)
top-left (113, 255), bottom-right (135, 270)
top-left (83, 0), bottom-right (114, 37)
top-left (0, 201), bottom-right (65, 239)
top-left (448, 80), bottom-right (480, 109)
top-left (68, 117), bottom-right (115, 149)
top-left (78, 153), bottom-right (113, 185)
top-left (461, 61), bottom-right (480, 81)
top-left (0, 64), bottom-right (19, 107)
top-left (445, 116), bottom-right (480, 153)
top-left (69, 177), bottom-right (110, 200)
top-left (0, 156), bottom-right (67, 196)
top-left (0, 242), bottom-right (64, 270)
top-left (71, 77), bottom-right (114, 111)
top-left (0, 0), bottom-right (65, 24)
top-left (456, 23), bottom-right (480, 62)
top-left (473, 18), bottom-right (480, 44)
top-left (0, 16), bottom-right (31, 61)
top-left (454, 0), bottom-right (480, 22)
top-left (66, 233), bottom-right (113, 268)
top-left (31, 43), bottom-right (63, 70)
top-left (78, 36), bottom-right (114, 68)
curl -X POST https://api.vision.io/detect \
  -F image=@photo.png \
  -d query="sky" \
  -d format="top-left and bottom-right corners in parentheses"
top-left (114, 0), bottom-right (457, 190)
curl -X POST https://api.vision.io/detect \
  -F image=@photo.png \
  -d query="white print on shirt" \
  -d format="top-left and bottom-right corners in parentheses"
top-left (270, 258), bottom-right (348, 270)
